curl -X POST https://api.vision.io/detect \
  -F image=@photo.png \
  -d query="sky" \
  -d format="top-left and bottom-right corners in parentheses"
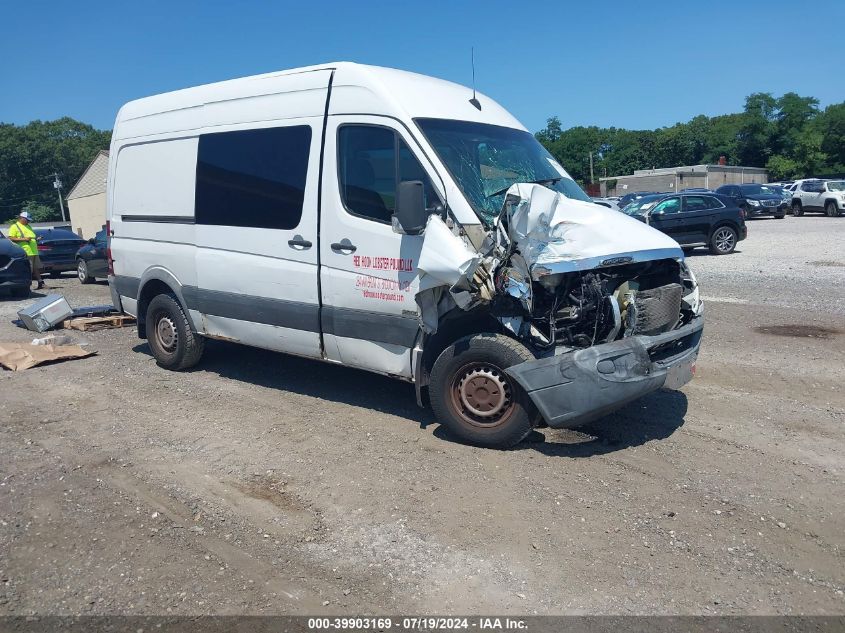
top-left (1, 0), bottom-right (843, 134)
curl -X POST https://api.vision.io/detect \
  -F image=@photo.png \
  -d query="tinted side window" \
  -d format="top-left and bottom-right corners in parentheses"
top-left (652, 197), bottom-right (681, 214)
top-left (702, 196), bottom-right (724, 209)
top-left (338, 125), bottom-right (439, 224)
top-left (684, 196), bottom-right (710, 212)
top-left (195, 126), bottom-right (312, 229)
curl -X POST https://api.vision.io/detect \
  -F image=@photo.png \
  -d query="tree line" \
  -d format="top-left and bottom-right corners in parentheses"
top-left (0, 118), bottom-right (111, 223)
top-left (535, 92), bottom-right (845, 188)
top-left (1, 91), bottom-right (843, 222)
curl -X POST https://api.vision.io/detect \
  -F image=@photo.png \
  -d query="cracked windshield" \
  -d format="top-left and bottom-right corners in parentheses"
top-left (416, 118), bottom-right (591, 225)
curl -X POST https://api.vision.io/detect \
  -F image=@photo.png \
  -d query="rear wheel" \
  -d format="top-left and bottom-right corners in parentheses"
top-left (10, 285), bottom-right (30, 298)
top-left (146, 293), bottom-right (205, 370)
top-left (792, 202), bottom-right (803, 217)
top-left (77, 259), bottom-right (94, 284)
top-left (429, 333), bottom-right (539, 448)
top-left (709, 225), bottom-right (738, 255)
top-left (825, 201), bottom-right (839, 217)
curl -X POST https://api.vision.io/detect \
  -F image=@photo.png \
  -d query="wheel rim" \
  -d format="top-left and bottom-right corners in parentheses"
top-left (714, 228), bottom-right (735, 253)
top-left (449, 363), bottom-right (515, 428)
top-left (77, 261), bottom-right (86, 281)
top-left (155, 314), bottom-right (178, 352)
top-left (827, 204), bottom-right (836, 217)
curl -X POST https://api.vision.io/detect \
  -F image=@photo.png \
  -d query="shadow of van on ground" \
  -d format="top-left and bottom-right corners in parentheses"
top-left (134, 339), bottom-right (688, 456)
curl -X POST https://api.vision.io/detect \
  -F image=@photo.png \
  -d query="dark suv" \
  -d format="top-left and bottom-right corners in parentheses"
top-left (715, 183), bottom-right (787, 219)
top-left (623, 192), bottom-right (747, 254)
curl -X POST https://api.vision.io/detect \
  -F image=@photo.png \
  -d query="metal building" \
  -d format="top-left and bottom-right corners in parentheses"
top-left (600, 164), bottom-right (768, 197)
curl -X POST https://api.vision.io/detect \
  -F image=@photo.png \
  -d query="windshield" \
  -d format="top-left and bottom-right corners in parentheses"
top-left (827, 181), bottom-right (845, 192)
top-left (739, 184), bottom-right (779, 196)
top-left (416, 118), bottom-right (591, 225)
top-left (622, 195), bottom-right (663, 216)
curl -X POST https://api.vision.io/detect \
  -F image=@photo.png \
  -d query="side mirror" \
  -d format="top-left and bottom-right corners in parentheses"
top-left (392, 180), bottom-right (427, 235)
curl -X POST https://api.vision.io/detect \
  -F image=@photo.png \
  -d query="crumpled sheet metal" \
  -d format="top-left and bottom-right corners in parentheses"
top-left (415, 215), bottom-right (483, 333)
top-left (502, 183), bottom-right (682, 272)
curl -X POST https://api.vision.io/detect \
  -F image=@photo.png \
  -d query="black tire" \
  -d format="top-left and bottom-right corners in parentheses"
top-left (145, 293), bottom-right (205, 370)
top-left (77, 259), bottom-right (94, 284)
top-left (775, 213), bottom-right (785, 219)
top-left (792, 202), bottom-right (803, 217)
top-left (825, 201), bottom-right (839, 217)
top-left (708, 225), bottom-right (738, 255)
top-left (429, 333), bottom-right (539, 448)
top-left (10, 285), bottom-right (30, 298)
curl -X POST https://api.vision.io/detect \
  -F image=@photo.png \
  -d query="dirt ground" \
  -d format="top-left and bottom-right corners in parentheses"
top-left (1, 215), bottom-right (843, 616)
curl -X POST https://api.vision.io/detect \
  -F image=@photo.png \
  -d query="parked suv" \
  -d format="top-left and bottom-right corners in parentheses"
top-left (715, 184), bottom-right (787, 219)
top-left (624, 192), bottom-right (747, 254)
top-left (791, 179), bottom-right (845, 217)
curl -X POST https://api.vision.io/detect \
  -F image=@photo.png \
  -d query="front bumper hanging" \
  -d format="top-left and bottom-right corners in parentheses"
top-left (505, 315), bottom-right (703, 429)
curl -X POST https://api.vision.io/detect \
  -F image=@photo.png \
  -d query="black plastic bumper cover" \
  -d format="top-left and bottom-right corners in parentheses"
top-left (505, 315), bottom-right (703, 429)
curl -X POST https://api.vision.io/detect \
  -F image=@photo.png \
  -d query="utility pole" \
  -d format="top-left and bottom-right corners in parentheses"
top-left (51, 173), bottom-right (66, 222)
top-left (589, 152), bottom-right (595, 184)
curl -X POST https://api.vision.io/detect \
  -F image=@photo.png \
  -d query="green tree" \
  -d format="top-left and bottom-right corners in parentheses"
top-left (0, 118), bottom-right (111, 219)
top-left (818, 103), bottom-right (845, 171)
top-left (765, 155), bottom-right (801, 180)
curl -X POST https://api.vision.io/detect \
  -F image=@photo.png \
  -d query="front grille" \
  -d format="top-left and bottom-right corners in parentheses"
top-left (762, 200), bottom-right (778, 207)
top-left (632, 283), bottom-right (683, 336)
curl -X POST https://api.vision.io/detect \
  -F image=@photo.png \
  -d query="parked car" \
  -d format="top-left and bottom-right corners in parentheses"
top-left (106, 61), bottom-right (703, 449)
top-left (0, 236), bottom-right (32, 297)
top-left (591, 197), bottom-right (622, 212)
top-left (623, 192), bottom-right (746, 255)
top-left (618, 191), bottom-right (660, 208)
top-left (75, 228), bottom-right (109, 283)
top-left (714, 183), bottom-right (787, 219)
top-left (34, 228), bottom-right (86, 276)
top-left (791, 179), bottom-right (845, 217)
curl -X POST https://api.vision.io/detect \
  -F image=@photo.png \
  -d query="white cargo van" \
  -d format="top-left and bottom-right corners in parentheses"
top-left (107, 62), bottom-right (703, 448)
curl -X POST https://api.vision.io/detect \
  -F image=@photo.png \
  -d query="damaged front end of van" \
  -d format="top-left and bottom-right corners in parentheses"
top-left (415, 183), bottom-right (703, 431)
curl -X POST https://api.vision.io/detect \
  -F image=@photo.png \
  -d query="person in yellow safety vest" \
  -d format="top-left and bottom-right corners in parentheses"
top-left (7, 211), bottom-right (44, 290)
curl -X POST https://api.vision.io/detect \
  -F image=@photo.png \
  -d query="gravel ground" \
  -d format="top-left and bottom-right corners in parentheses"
top-left (0, 215), bottom-right (843, 615)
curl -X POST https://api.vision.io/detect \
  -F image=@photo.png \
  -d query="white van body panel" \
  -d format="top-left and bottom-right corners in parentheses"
top-left (108, 62), bottom-right (513, 378)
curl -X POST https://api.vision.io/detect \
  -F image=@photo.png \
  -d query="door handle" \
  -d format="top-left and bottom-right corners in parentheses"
top-left (288, 236), bottom-right (312, 249)
top-left (331, 240), bottom-right (357, 254)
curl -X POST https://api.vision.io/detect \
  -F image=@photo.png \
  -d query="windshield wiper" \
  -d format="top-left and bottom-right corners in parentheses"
top-left (485, 177), bottom-right (563, 199)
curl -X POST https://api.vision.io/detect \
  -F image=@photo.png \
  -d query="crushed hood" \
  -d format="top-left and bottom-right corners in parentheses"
top-left (502, 183), bottom-right (683, 278)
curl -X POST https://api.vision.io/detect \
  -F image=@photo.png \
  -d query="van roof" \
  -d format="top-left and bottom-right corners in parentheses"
top-left (114, 62), bottom-right (524, 140)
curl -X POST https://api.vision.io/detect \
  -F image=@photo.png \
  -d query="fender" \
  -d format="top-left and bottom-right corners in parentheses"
top-left (136, 266), bottom-right (198, 335)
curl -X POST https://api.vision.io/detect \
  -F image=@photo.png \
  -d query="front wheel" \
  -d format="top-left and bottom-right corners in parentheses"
top-left (429, 333), bottom-right (539, 448)
top-left (146, 293), bottom-right (205, 370)
top-left (775, 213), bottom-right (785, 219)
top-left (792, 202), bottom-right (803, 217)
top-left (825, 201), bottom-right (840, 217)
top-left (709, 225), bottom-right (738, 255)
top-left (77, 259), bottom-right (94, 284)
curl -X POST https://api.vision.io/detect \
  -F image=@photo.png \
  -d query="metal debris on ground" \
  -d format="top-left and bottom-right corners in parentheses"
top-left (16, 294), bottom-right (74, 332)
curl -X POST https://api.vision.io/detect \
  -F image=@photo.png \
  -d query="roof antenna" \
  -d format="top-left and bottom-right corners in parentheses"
top-left (469, 47), bottom-right (481, 111)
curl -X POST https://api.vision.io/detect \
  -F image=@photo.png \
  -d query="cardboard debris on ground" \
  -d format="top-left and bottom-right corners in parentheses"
top-left (0, 342), bottom-right (95, 371)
